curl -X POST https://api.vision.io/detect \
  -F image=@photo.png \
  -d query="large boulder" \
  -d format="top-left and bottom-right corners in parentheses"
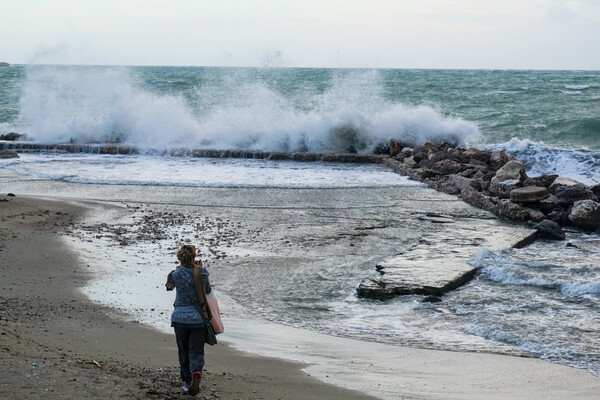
top-left (591, 184), bottom-right (600, 200)
top-left (491, 160), bottom-right (525, 184)
top-left (510, 186), bottom-right (549, 203)
top-left (413, 142), bottom-right (441, 156)
top-left (489, 150), bottom-right (509, 169)
top-left (403, 157), bottom-right (417, 169)
top-left (548, 177), bottom-right (585, 191)
top-left (448, 174), bottom-right (482, 192)
top-left (489, 160), bottom-right (525, 198)
top-left (538, 194), bottom-right (560, 213)
top-left (568, 200), bottom-right (600, 230)
top-left (0, 150), bottom-right (19, 158)
top-left (432, 159), bottom-right (465, 175)
top-left (430, 151), bottom-right (464, 164)
top-left (468, 150), bottom-right (492, 165)
top-left (460, 186), bottom-right (496, 212)
top-left (524, 174), bottom-right (559, 189)
top-left (553, 184), bottom-right (597, 205)
top-left (0, 132), bottom-right (23, 141)
top-left (462, 147), bottom-right (481, 158)
top-left (534, 219), bottom-right (565, 240)
top-left (496, 199), bottom-right (545, 222)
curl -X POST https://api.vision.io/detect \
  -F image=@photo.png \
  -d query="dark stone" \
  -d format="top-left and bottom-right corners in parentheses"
top-left (569, 200), bottom-right (600, 230)
top-left (591, 184), bottom-right (600, 200)
top-left (489, 150), bottom-right (509, 169)
top-left (373, 142), bottom-right (390, 155)
top-left (417, 157), bottom-right (433, 169)
top-left (479, 179), bottom-right (491, 192)
top-left (412, 152), bottom-right (427, 164)
top-left (448, 174), bottom-right (482, 192)
top-left (549, 177), bottom-right (585, 192)
top-left (553, 185), bottom-right (597, 205)
top-left (0, 150), bottom-right (19, 158)
top-left (496, 199), bottom-right (545, 222)
top-left (356, 279), bottom-right (396, 300)
top-left (469, 150), bottom-right (492, 164)
top-left (468, 158), bottom-right (491, 168)
top-left (418, 169), bottom-right (442, 179)
top-left (422, 296), bottom-right (443, 303)
top-left (510, 186), bottom-right (549, 203)
top-left (432, 159), bottom-right (465, 175)
top-left (460, 186), bottom-right (496, 212)
top-left (548, 209), bottom-right (570, 225)
top-left (413, 142), bottom-right (441, 156)
top-left (430, 151), bottom-right (465, 164)
top-left (393, 152), bottom-right (406, 162)
top-left (431, 179), bottom-right (461, 195)
top-left (538, 194), bottom-right (560, 213)
top-left (389, 139), bottom-right (402, 156)
top-left (523, 174), bottom-right (559, 189)
top-left (489, 181), bottom-right (520, 199)
top-left (534, 219), bottom-right (565, 240)
top-left (462, 147), bottom-right (481, 158)
top-left (403, 157), bottom-right (417, 169)
top-left (0, 132), bottom-right (23, 141)
top-left (459, 168), bottom-right (478, 178)
top-left (7, 193), bottom-right (16, 197)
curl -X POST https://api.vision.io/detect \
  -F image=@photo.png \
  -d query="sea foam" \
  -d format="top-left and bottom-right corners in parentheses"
top-left (13, 66), bottom-right (480, 153)
top-left (488, 138), bottom-right (600, 185)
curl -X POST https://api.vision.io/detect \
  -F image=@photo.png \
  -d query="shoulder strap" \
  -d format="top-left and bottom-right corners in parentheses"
top-left (193, 266), bottom-right (213, 321)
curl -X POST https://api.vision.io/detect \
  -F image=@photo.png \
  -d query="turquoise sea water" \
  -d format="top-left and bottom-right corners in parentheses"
top-left (1, 65), bottom-right (599, 148)
top-left (1, 65), bottom-right (598, 183)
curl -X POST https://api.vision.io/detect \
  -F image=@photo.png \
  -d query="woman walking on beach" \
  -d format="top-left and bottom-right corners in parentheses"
top-left (166, 244), bottom-right (212, 396)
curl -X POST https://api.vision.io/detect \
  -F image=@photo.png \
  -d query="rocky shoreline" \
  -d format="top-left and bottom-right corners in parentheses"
top-left (384, 139), bottom-right (600, 236)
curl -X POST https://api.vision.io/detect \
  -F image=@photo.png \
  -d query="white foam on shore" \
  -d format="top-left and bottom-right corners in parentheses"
top-left (0, 153), bottom-right (423, 189)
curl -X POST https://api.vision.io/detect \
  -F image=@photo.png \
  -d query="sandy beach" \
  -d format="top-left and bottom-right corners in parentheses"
top-left (2, 170), bottom-right (600, 399)
top-left (0, 194), bottom-right (380, 399)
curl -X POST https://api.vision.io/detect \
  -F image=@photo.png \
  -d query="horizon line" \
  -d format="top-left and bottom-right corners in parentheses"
top-left (3, 62), bottom-right (600, 72)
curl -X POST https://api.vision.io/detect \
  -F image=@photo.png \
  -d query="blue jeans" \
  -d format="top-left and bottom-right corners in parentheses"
top-left (173, 324), bottom-right (207, 383)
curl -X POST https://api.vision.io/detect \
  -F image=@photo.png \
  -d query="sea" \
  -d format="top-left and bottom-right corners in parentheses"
top-left (1, 65), bottom-right (600, 394)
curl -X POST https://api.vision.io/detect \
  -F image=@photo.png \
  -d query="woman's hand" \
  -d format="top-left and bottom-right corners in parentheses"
top-left (195, 259), bottom-right (203, 267)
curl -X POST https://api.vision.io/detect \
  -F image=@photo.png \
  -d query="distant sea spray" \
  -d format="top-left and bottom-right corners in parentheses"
top-left (10, 65), bottom-right (480, 153)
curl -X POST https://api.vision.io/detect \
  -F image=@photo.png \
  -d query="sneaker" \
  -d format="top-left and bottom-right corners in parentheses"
top-left (182, 382), bottom-right (190, 393)
top-left (188, 372), bottom-right (201, 396)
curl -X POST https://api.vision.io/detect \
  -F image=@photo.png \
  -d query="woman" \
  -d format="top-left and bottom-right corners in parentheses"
top-left (165, 244), bottom-right (211, 397)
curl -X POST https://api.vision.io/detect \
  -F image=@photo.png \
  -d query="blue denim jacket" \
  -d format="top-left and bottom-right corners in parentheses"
top-left (171, 266), bottom-right (211, 325)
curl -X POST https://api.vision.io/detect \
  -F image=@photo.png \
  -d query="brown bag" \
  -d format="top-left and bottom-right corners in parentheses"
top-left (193, 266), bottom-right (218, 346)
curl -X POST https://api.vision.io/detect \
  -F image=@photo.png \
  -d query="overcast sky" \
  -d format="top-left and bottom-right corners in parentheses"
top-left (1, 0), bottom-right (599, 69)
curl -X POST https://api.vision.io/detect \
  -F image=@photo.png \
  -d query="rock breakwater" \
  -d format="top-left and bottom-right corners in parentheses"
top-left (384, 139), bottom-right (600, 235)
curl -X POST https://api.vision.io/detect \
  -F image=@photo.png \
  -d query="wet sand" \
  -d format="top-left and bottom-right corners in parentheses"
top-left (0, 195), bottom-right (379, 399)
top-left (2, 168), bottom-right (600, 399)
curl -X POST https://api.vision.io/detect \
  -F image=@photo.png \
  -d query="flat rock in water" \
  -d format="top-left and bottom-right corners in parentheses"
top-left (357, 225), bottom-right (537, 300)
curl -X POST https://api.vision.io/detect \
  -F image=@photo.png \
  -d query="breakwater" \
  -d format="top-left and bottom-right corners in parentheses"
top-left (0, 141), bottom-right (385, 164)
